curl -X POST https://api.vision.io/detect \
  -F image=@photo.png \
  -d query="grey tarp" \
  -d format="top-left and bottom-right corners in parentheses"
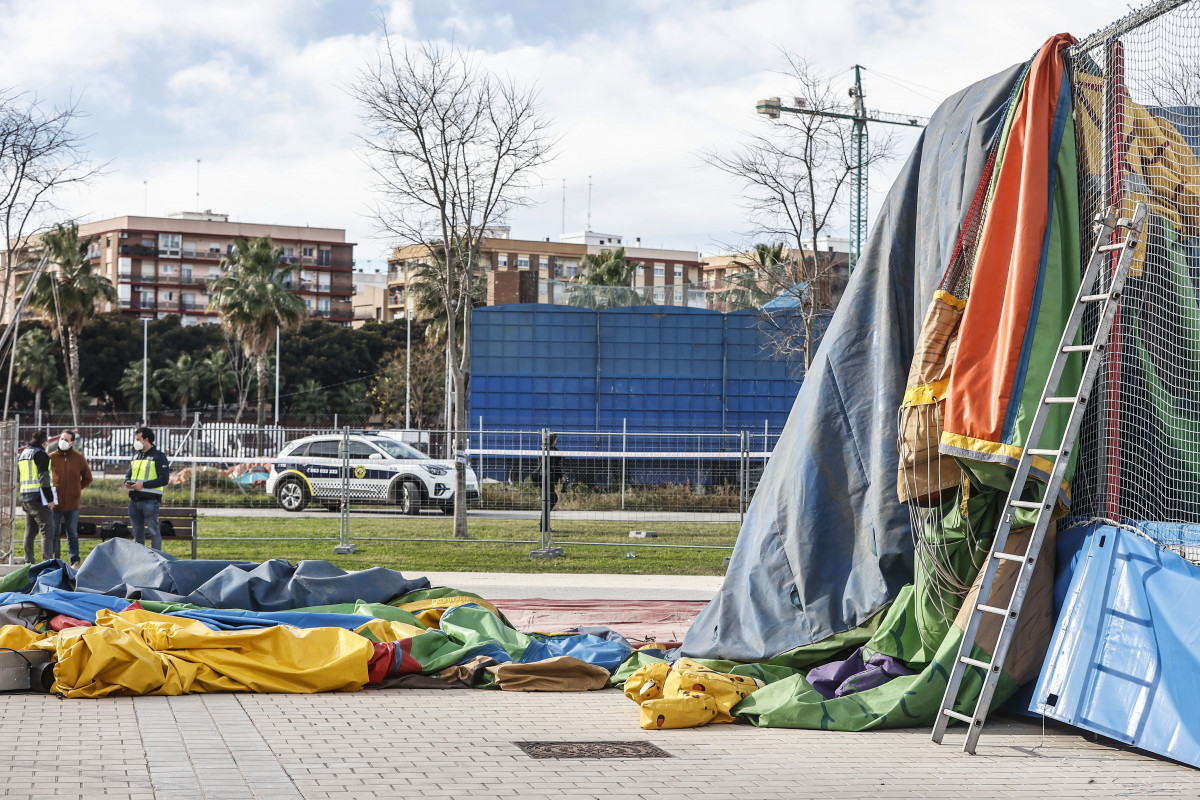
top-left (682, 63), bottom-right (1026, 662)
top-left (71, 538), bottom-right (431, 610)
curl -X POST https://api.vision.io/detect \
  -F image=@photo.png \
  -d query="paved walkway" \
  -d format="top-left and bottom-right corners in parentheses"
top-left (3, 572), bottom-right (1198, 799)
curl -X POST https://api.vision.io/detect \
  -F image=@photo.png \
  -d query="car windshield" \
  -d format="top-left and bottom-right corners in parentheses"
top-left (372, 438), bottom-right (427, 459)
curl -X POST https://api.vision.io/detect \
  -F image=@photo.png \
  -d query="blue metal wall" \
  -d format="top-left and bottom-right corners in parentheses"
top-left (471, 304), bottom-right (810, 434)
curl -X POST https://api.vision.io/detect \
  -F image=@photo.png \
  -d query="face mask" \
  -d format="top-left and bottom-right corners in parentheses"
top-left (135, 440), bottom-right (146, 452)
top-left (58, 439), bottom-right (71, 451)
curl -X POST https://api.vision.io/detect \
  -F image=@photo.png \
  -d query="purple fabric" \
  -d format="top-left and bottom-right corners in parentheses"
top-left (804, 647), bottom-right (915, 700)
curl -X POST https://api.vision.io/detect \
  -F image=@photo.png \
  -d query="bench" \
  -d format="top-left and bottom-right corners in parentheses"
top-left (75, 505), bottom-right (199, 560)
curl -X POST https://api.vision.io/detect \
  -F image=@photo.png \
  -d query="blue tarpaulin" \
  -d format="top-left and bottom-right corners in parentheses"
top-left (682, 62), bottom-right (1027, 661)
top-left (69, 539), bottom-right (430, 610)
top-left (1033, 523), bottom-right (1200, 768)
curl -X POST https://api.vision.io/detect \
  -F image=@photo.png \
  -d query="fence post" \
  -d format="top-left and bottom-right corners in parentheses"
top-left (333, 425), bottom-right (355, 554)
top-left (532, 427), bottom-right (561, 559)
top-left (477, 415), bottom-right (483, 500)
top-left (739, 430), bottom-right (747, 523)
top-left (189, 412), bottom-right (200, 505)
top-left (620, 417), bottom-right (627, 511)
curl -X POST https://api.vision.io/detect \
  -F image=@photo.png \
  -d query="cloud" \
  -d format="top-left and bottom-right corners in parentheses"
top-left (3, 0), bottom-right (1138, 260)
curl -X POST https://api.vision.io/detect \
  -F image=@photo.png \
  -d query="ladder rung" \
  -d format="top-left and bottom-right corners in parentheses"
top-left (1115, 217), bottom-right (1134, 228)
top-left (1045, 396), bottom-right (1079, 405)
top-left (1097, 243), bottom-right (1124, 252)
top-left (993, 551), bottom-right (1024, 562)
top-left (942, 709), bottom-right (975, 724)
top-left (1062, 344), bottom-right (1095, 353)
top-left (1081, 293), bottom-right (1110, 302)
top-left (1009, 500), bottom-right (1044, 510)
top-left (1028, 448), bottom-right (1060, 457)
top-left (978, 604), bottom-right (1009, 617)
top-left (961, 656), bottom-right (992, 670)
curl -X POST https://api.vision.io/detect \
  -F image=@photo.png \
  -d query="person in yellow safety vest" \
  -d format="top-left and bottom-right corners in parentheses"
top-left (17, 429), bottom-right (57, 564)
top-left (123, 426), bottom-right (170, 550)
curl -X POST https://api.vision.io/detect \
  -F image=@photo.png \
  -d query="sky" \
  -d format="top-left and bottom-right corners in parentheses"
top-left (0, 0), bottom-right (1139, 268)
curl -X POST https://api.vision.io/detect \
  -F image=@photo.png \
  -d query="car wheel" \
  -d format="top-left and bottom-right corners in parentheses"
top-left (276, 478), bottom-right (309, 512)
top-left (399, 481), bottom-right (422, 515)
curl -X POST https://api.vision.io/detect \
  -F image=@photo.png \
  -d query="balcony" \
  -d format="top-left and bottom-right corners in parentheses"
top-left (156, 273), bottom-right (180, 284)
top-left (179, 273), bottom-right (207, 286)
top-left (193, 250), bottom-right (224, 261)
top-left (331, 258), bottom-right (354, 269)
top-left (119, 244), bottom-right (156, 257)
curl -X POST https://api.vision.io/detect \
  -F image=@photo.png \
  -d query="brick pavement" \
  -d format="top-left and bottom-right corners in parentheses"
top-left (1, 571), bottom-right (1198, 798)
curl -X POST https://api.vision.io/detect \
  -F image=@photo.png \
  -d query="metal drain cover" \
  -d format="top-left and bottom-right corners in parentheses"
top-left (515, 741), bottom-right (672, 759)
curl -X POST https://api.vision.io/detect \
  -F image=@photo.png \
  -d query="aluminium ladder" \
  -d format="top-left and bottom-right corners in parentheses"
top-left (931, 202), bottom-right (1148, 754)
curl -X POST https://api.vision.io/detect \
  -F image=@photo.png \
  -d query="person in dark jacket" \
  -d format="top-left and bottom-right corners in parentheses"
top-left (17, 429), bottom-right (56, 563)
top-left (124, 426), bottom-right (170, 550)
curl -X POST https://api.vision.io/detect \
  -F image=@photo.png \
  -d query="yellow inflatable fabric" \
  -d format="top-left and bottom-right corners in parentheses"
top-left (624, 658), bottom-right (764, 730)
top-left (32, 608), bottom-right (374, 698)
top-left (392, 595), bottom-right (504, 628)
top-left (0, 625), bottom-right (52, 651)
top-left (354, 618), bottom-right (426, 643)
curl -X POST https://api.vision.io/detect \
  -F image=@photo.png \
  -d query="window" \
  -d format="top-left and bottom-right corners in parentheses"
top-left (653, 287), bottom-right (665, 302)
top-left (318, 248), bottom-right (331, 266)
top-left (347, 441), bottom-right (378, 461)
top-left (162, 263), bottom-right (176, 275)
top-left (497, 253), bottom-right (508, 267)
top-left (182, 241), bottom-right (196, 256)
top-left (117, 257), bottom-right (132, 277)
top-left (517, 255), bottom-right (530, 269)
top-left (553, 258), bottom-right (564, 278)
top-left (209, 242), bottom-right (222, 255)
top-left (318, 298), bottom-right (331, 314)
top-left (158, 233), bottom-right (181, 257)
top-left (318, 275), bottom-right (331, 291)
top-left (674, 288), bottom-right (683, 303)
top-left (142, 238), bottom-right (154, 248)
top-left (227, 243), bottom-right (237, 255)
top-left (565, 260), bottom-right (579, 278)
top-left (308, 440), bottom-right (340, 459)
top-left (302, 247), bottom-right (314, 258)
top-left (653, 263), bottom-right (665, 277)
top-left (181, 293), bottom-right (196, 309)
top-left (162, 291), bottom-right (174, 302)
top-left (674, 265), bottom-right (683, 279)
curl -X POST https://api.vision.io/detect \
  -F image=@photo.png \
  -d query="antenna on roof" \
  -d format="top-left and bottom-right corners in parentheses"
top-left (195, 159), bottom-right (201, 212)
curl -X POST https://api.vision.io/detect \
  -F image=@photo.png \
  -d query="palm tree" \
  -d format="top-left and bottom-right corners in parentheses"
top-left (19, 222), bottom-right (118, 425)
top-left (291, 378), bottom-right (329, 424)
top-left (405, 246), bottom-right (486, 343)
top-left (566, 247), bottom-right (649, 310)
top-left (201, 346), bottom-right (236, 422)
top-left (717, 243), bottom-right (789, 311)
top-left (15, 329), bottom-right (58, 424)
top-left (156, 353), bottom-right (204, 424)
top-left (208, 237), bottom-right (306, 442)
top-left (118, 360), bottom-right (163, 413)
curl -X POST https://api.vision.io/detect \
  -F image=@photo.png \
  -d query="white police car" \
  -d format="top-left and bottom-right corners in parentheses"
top-left (266, 432), bottom-right (480, 514)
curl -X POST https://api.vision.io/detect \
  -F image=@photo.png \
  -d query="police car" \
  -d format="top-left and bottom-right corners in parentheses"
top-left (266, 432), bottom-right (480, 514)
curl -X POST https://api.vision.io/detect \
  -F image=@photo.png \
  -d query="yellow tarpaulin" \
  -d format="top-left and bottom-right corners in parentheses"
top-left (31, 608), bottom-right (374, 698)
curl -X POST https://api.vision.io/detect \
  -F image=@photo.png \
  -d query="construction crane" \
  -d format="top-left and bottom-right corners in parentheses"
top-left (756, 65), bottom-right (929, 272)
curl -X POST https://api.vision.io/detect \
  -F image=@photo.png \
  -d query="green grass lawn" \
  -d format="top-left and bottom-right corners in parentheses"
top-left (24, 515), bottom-right (739, 576)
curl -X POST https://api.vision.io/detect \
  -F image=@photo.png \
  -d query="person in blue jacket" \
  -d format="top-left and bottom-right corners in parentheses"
top-left (124, 427), bottom-right (170, 550)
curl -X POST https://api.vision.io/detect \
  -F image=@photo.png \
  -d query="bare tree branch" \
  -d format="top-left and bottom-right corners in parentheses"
top-left (701, 53), bottom-right (896, 367)
top-left (351, 32), bottom-right (555, 537)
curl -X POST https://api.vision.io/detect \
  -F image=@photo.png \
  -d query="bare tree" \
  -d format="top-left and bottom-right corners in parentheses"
top-left (703, 53), bottom-right (894, 368)
top-left (0, 91), bottom-right (101, 325)
top-left (353, 36), bottom-right (555, 538)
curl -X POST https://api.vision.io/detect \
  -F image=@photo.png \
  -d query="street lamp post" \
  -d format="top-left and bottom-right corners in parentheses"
top-left (274, 326), bottom-right (280, 426)
top-left (141, 318), bottom-right (150, 426)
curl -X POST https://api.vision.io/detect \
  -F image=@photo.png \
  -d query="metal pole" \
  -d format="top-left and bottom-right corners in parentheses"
top-left (274, 326), bottom-right (280, 426)
top-left (333, 425), bottom-right (355, 554)
top-left (477, 415), bottom-right (483, 493)
top-left (190, 412), bottom-right (199, 505)
top-left (405, 297), bottom-right (412, 430)
top-left (142, 318), bottom-right (149, 426)
top-left (620, 418), bottom-right (627, 511)
top-left (2, 313), bottom-right (18, 422)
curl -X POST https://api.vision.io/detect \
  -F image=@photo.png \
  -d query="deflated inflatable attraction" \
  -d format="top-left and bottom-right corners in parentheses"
top-left (5, 0), bottom-right (1200, 774)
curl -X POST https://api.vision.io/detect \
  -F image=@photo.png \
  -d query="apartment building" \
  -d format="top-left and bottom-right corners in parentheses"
top-left (351, 266), bottom-right (390, 328)
top-left (387, 228), bottom-right (705, 314)
top-left (14, 210), bottom-right (357, 326)
top-left (701, 237), bottom-right (852, 311)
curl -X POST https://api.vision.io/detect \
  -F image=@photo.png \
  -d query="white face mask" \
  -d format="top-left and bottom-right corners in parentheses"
top-left (135, 439), bottom-right (146, 452)
top-left (57, 439), bottom-right (71, 451)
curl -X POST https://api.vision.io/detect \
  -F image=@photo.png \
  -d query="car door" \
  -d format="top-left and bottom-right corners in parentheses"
top-left (303, 439), bottom-right (342, 498)
top-left (346, 439), bottom-right (389, 501)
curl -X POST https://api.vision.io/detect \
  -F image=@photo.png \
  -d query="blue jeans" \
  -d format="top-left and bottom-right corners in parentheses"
top-left (128, 498), bottom-right (162, 550)
top-left (52, 508), bottom-right (81, 564)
